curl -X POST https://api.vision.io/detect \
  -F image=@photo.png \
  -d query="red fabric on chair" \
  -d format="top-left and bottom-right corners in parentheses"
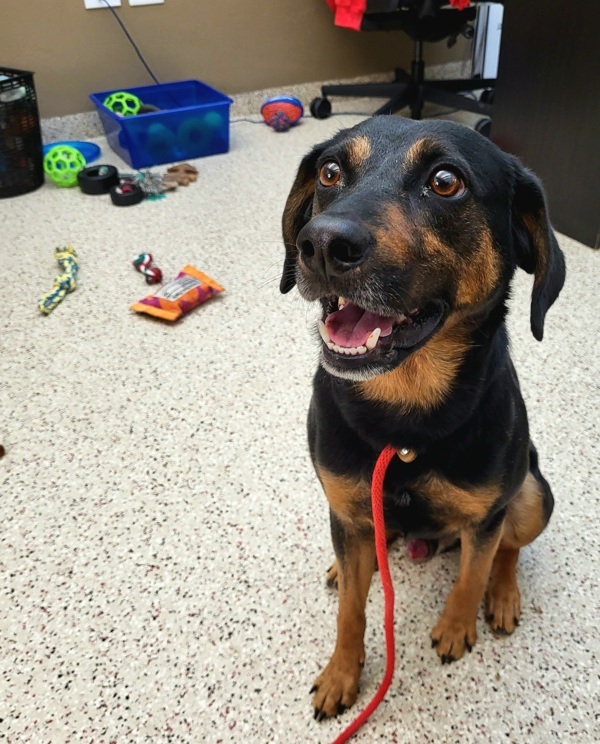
top-left (325, 0), bottom-right (367, 30)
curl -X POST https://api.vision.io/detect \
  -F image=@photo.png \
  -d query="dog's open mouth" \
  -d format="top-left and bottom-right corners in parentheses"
top-left (318, 297), bottom-right (446, 369)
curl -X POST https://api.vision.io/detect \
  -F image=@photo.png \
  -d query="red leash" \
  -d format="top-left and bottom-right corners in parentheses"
top-left (332, 444), bottom-right (397, 744)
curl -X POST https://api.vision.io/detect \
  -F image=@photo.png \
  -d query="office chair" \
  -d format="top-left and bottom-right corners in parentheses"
top-left (311, 0), bottom-right (496, 125)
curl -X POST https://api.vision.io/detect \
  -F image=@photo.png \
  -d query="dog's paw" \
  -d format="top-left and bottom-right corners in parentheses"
top-left (431, 611), bottom-right (477, 663)
top-left (485, 579), bottom-right (521, 635)
top-left (326, 561), bottom-right (339, 590)
top-left (310, 653), bottom-right (363, 720)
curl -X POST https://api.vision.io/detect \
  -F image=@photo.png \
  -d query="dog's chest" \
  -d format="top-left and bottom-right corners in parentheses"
top-left (379, 462), bottom-right (498, 538)
top-left (381, 468), bottom-right (446, 538)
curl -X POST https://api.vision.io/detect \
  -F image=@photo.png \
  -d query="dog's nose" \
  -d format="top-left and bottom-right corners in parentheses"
top-left (297, 216), bottom-right (372, 278)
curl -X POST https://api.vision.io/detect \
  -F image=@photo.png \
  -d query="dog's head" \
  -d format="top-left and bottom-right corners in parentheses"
top-left (280, 117), bottom-right (565, 381)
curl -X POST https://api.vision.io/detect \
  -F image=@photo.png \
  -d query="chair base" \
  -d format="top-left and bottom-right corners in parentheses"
top-left (320, 77), bottom-right (495, 120)
top-left (317, 42), bottom-right (496, 120)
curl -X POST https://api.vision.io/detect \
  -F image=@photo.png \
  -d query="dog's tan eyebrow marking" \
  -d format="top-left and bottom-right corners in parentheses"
top-left (345, 136), bottom-right (372, 168)
top-left (403, 137), bottom-right (441, 171)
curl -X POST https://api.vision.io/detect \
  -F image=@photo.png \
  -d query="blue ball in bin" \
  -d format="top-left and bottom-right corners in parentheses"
top-left (178, 117), bottom-right (211, 155)
top-left (203, 111), bottom-right (224, 132)
top-left (145, 123), bottom-right (176, 161)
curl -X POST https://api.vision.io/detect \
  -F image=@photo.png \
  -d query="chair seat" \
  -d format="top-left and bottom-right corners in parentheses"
top-left (362, 5), bottom-right (477, 41)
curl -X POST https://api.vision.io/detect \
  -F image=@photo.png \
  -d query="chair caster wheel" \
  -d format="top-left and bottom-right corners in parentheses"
top-left (479, 88), bottom-right (495, 105)
top-left (475, 118), bottom-right (492, 138)
top-left (310, 97), bottom-right (332, 119)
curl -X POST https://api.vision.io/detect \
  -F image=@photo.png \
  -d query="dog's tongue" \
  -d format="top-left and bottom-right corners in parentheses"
top-left (407, 539), bottom-right (431, 561)
top-left (325, 302), bottom-right (395, 347)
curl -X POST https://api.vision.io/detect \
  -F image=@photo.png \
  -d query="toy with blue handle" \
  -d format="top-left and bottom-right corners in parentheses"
top-left (42, 141), bottom-right (101, 163)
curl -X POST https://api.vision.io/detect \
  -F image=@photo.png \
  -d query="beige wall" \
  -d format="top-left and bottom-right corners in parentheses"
top-left (2, 0), bottom-right (469, 118)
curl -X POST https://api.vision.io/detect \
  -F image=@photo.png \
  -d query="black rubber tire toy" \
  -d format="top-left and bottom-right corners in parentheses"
top-left (475, 118), bottom-right (492, 139)
top-left (78, 165), bottom-right (120, 194)
top-left (110, 182), bottom-right (144, 206)
top-left (310, 97), bottom-right (332, 120)
top-left (138, 104), bottom-right (161, 114)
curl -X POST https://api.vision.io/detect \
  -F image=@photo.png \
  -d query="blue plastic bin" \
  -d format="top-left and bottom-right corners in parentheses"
top-left (90, 80), bottom-right (233, 169)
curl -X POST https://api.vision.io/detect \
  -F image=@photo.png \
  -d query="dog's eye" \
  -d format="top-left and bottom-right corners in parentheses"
top-left (428, 169), bottom-right (464, 198)
top-left (319, 162), bottom-right (341, 187)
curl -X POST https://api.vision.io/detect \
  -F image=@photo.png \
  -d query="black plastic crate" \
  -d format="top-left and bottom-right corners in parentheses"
top-left (0, 67), bottom-right (44, 198)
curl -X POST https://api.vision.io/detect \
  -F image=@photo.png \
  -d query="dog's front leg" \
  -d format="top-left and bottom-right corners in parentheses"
top-left (431, 516), bottom-right (504, 663)
top-left (312, 510), bottom-right (375, 720)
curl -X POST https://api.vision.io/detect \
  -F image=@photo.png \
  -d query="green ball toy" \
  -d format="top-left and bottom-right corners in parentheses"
top-left (103, 91), bottom-right (143, 117)
top-left (43, 145), bottom-right (87, 188)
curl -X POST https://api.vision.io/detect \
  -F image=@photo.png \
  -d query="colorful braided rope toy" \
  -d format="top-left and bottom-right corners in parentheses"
top-left (38, 246), bottom-right (79, 315)
top-left (260, 96), bottom-right (303, 132)
top-left (133, 253), bottom-right (163, 284)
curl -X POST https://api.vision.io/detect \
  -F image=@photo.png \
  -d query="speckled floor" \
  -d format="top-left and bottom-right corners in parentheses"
top-left (1, 99), bottom-right (599, 743)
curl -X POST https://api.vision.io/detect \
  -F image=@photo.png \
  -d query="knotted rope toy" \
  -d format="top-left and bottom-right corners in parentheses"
top-left (38, 246), bottom-right (79, 315)
top-left (120, 171), bottom-right (169, 201)
top-left (133, 253), bottom-right (163, 284)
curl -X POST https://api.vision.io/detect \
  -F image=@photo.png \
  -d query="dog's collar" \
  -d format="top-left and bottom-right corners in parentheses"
top-left (397, 447), bottom-right (417, 463)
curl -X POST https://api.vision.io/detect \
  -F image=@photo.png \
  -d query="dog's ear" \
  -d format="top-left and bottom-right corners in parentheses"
top-left (510, 159), bottom-right (566, 341)
top-left (280, 144), bottom-right (324, 294)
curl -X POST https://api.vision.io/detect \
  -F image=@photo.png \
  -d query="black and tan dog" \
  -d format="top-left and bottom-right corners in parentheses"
top-left (279, 117), bottom-right (565, 720)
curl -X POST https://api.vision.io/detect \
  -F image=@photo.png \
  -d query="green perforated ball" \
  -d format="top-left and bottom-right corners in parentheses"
top-left (43, 145), bottom-right (86, 188)
top-left (103, 91), bottom-right (143, 117)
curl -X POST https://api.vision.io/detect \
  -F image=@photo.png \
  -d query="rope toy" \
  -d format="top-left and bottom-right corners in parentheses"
top-left (38, 246), bottom-right (79, 315)
top-left (333, 444), bottom-right (397, 744)
top-left (133, 253), bottom-right (163, 284)
top-left (121, 171), bottom-right (169, 201)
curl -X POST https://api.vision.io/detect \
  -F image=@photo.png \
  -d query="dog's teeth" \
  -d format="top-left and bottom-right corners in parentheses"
top-left (338, 297), bottom-right (347, 310)
top-left (397, 314), bottom-right (407, 324)
top-left (328, 342), bottom-right (369, 356)
top-left (365, 328), bottom-right (381, 351)
top-left (318, 320), bottom-right (331, 345)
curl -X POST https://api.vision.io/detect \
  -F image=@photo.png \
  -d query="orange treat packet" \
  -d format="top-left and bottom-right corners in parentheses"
top-left (131, 265), bottom-right (223, 321)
